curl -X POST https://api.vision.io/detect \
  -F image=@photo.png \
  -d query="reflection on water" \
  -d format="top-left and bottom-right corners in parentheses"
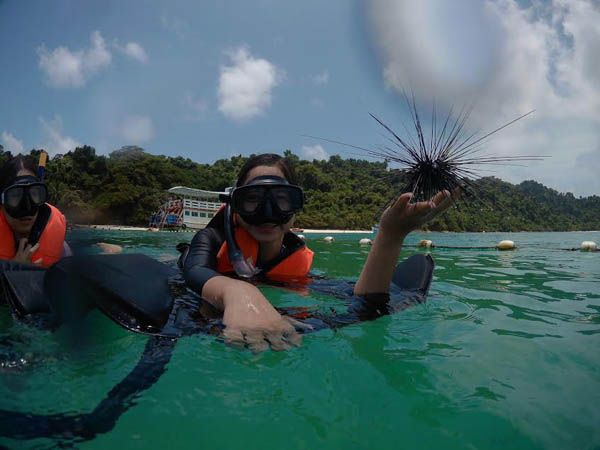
top-left (0, 231), bottom-right (598, 449)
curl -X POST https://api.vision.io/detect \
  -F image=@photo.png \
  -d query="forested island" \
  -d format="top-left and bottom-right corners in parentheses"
top-left (1, 144), bottom-right (598, 232)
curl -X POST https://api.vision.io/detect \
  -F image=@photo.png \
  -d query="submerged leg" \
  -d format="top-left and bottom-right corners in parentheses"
top-left (0, 336), bottom-right (176, 442)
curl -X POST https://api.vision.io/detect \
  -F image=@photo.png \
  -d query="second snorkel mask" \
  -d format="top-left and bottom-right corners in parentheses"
top-left (0, 152), bottom-right (49, 219)
top-left (219, 175), bottom-right (305, 278)
top-left (1, 175), bottom-right (48, 219)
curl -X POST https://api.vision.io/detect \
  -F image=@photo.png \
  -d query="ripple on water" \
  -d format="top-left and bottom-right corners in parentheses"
top-left (2, 230), bottom-right (599, 450)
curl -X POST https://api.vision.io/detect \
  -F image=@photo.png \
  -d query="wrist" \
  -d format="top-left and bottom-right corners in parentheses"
top-left (376, 228), bottom-right (408, 245)
top-left (222, 281), bottom-right (260, 308)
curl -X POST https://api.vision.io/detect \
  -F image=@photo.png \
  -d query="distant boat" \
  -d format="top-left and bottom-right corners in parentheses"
top-left (149, 186), bottom-right (226, 230)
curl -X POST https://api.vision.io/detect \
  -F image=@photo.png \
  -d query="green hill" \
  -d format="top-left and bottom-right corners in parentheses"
top-left (2, 145), bottom-right (598, 231)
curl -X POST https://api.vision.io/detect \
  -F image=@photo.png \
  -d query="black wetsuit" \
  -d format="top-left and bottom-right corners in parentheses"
top-left (181, 209), bottom-right (308, 294)
top-left (0, 244), bottom-right (434, 443)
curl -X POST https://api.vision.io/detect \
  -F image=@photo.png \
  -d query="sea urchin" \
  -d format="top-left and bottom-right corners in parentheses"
top-left (366, 94), bottom-right (540, 202)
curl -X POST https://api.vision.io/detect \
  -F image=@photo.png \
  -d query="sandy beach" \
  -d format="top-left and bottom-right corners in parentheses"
top-left (75, 224), bottom-right (373, 234)
top-left (75, 224), bottom-right (152, 231)
top-left (301, 229), bottom-right (372, 234)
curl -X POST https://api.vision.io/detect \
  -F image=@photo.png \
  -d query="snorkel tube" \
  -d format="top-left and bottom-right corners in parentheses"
top-left (38, 150), bottom-right (48, 182)
top-left (222, 197), bottom-right (260, 279)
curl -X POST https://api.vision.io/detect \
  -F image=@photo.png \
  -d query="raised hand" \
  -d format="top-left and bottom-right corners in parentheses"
top-left (379, 188), bottom-right (460, 237)
top-left (11, 238), bottom-right (42, 265)
top-left (354, 188), bottom-right (460, 296)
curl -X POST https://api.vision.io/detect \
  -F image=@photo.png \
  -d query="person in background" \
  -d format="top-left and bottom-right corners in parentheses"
top-left (183, 153), bottom-right (458, 352)
top-left (0, 155), bottom-right (70, 267)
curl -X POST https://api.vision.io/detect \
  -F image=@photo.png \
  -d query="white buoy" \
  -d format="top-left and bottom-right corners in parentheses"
top-left (581, 241), bottom-right (597, 251)
top-left (359, 238), bottom-right (372, 245)
top-left (297, 234), bottom-right (305, 240)
top-left (323, 236), bottom-right (334, 243)
top-left (497, 240), bottom-right (516, 250)
top-left (418, 239), bottom-right (433, 248)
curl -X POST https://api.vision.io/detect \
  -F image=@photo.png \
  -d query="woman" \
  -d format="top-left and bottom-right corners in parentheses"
top-left (183, 153), bottom-right (457, 352)
top-left (0, 155), bottom-right (69, 267)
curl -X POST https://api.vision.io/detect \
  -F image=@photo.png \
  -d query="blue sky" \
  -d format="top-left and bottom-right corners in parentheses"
top-left (1, 0), bottom-right (599, 196)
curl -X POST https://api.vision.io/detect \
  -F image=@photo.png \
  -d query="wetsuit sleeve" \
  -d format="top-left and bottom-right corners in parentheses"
top-left (182, 227), bottom-right (226, 294)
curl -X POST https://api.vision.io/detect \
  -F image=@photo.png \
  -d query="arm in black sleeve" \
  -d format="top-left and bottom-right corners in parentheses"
top-left (182, 227), bottom-right (226, 295)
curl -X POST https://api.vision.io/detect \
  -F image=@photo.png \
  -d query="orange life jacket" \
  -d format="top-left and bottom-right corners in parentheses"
top-left (216, 226), bottom-right (313, 279)
top-left (0, 204), bottom-right (67, 267)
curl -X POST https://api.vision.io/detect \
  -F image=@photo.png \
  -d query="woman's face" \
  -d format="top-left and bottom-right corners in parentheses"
top-left (3, 169), bottom-right (39, 237)
top-left (237, 165), bottom-right (294, 243)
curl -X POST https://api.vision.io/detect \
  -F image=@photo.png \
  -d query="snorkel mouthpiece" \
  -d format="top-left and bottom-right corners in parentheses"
top-left (231, 250), bottom-right (261, 279)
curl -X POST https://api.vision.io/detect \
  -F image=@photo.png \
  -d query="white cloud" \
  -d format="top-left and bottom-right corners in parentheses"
top-left (121, 115), bottom-right (154, 143)
top-left (117, 41), bottom-right (149, 64)
top-left (312, 70), bottom-right (329, 85)
top-left (182, 92), bottom-right (208, 122)
top-left (1, 131), bottom-right (25, 154)
top-left (39, 116), bottom-right (81, 155)
top-left (38, 31), bottom-right (112, 88)
top-left (301, 144), bottom-right (329, 161)
top-left (367, 0), bottom-right (600, 196)
top-left (218, 47), bottom-right (283, 121)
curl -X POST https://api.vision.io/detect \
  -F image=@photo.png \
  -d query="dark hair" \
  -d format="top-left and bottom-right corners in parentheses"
top-left (0, 155), bottom-right (39, 192)
top-left (236, 153), bottom-right (298, 186)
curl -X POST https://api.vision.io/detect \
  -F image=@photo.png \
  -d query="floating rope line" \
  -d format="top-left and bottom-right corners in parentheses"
top-left (360, 239), bottom-right (599, 252)
top-left (399, 245), bottom-right (598, 251)
top-left (403, 244), bottom-right (499, 249)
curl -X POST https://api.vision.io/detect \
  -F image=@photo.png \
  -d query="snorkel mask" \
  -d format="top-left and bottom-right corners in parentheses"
top-left (1, 175), bottom-right (48, 219)
top-left (219, 175), bottom-right (305, 278)
top-left (230, 176), bottom-right (304, 226)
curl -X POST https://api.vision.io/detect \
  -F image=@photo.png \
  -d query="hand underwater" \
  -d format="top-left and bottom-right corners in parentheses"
top-left (221, 282), bottom-right (302, 354)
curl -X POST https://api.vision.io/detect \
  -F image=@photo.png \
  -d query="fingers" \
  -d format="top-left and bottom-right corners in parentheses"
top-left (267, 321), bottom-right (301, 351)
top-left (17, 238), bottom-right (28, 253)
top-left (265, 333), bottom-right (291, 352)
top-left (223, 321), bottom-right (302, 354)
top-left (283, 316), bottom-right (314, 331)
top-left (249, 338), bottom-right (269, 354)
top-left (29, 243), bottom-right (40, 254)
top-left (32, 258), bottom-right (43, 266)
top-left (223, 327), bottom-right (245, 349)
top-left (243, 330), bottom-right (269, 354)
top-left (391, 192), bottom-right (413, 210)
top-left (283, 329), bottom-right (302, 347)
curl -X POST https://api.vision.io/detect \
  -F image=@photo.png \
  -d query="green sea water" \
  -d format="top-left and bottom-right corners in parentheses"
top-left (1, 230), bottom-right (599, 450)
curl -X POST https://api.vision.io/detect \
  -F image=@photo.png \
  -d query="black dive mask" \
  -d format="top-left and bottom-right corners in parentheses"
top-left (1, 176), bottom-right (48, 219)
top-left (229, 176), bottom-right (304, 226)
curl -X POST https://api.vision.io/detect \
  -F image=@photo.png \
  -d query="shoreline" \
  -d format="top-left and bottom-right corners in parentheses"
top-left (74, 224), bottom-right (152, 231)
top-left (301, 229), bottom-right (371, 234)
top-left (72, 225), bottom-right (600, 234)
top-left (73, 224), bottom-right (374, 233)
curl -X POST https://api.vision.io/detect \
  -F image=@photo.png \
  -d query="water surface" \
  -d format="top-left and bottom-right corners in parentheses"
top-left (1, 231), bottom-right (599, 449)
